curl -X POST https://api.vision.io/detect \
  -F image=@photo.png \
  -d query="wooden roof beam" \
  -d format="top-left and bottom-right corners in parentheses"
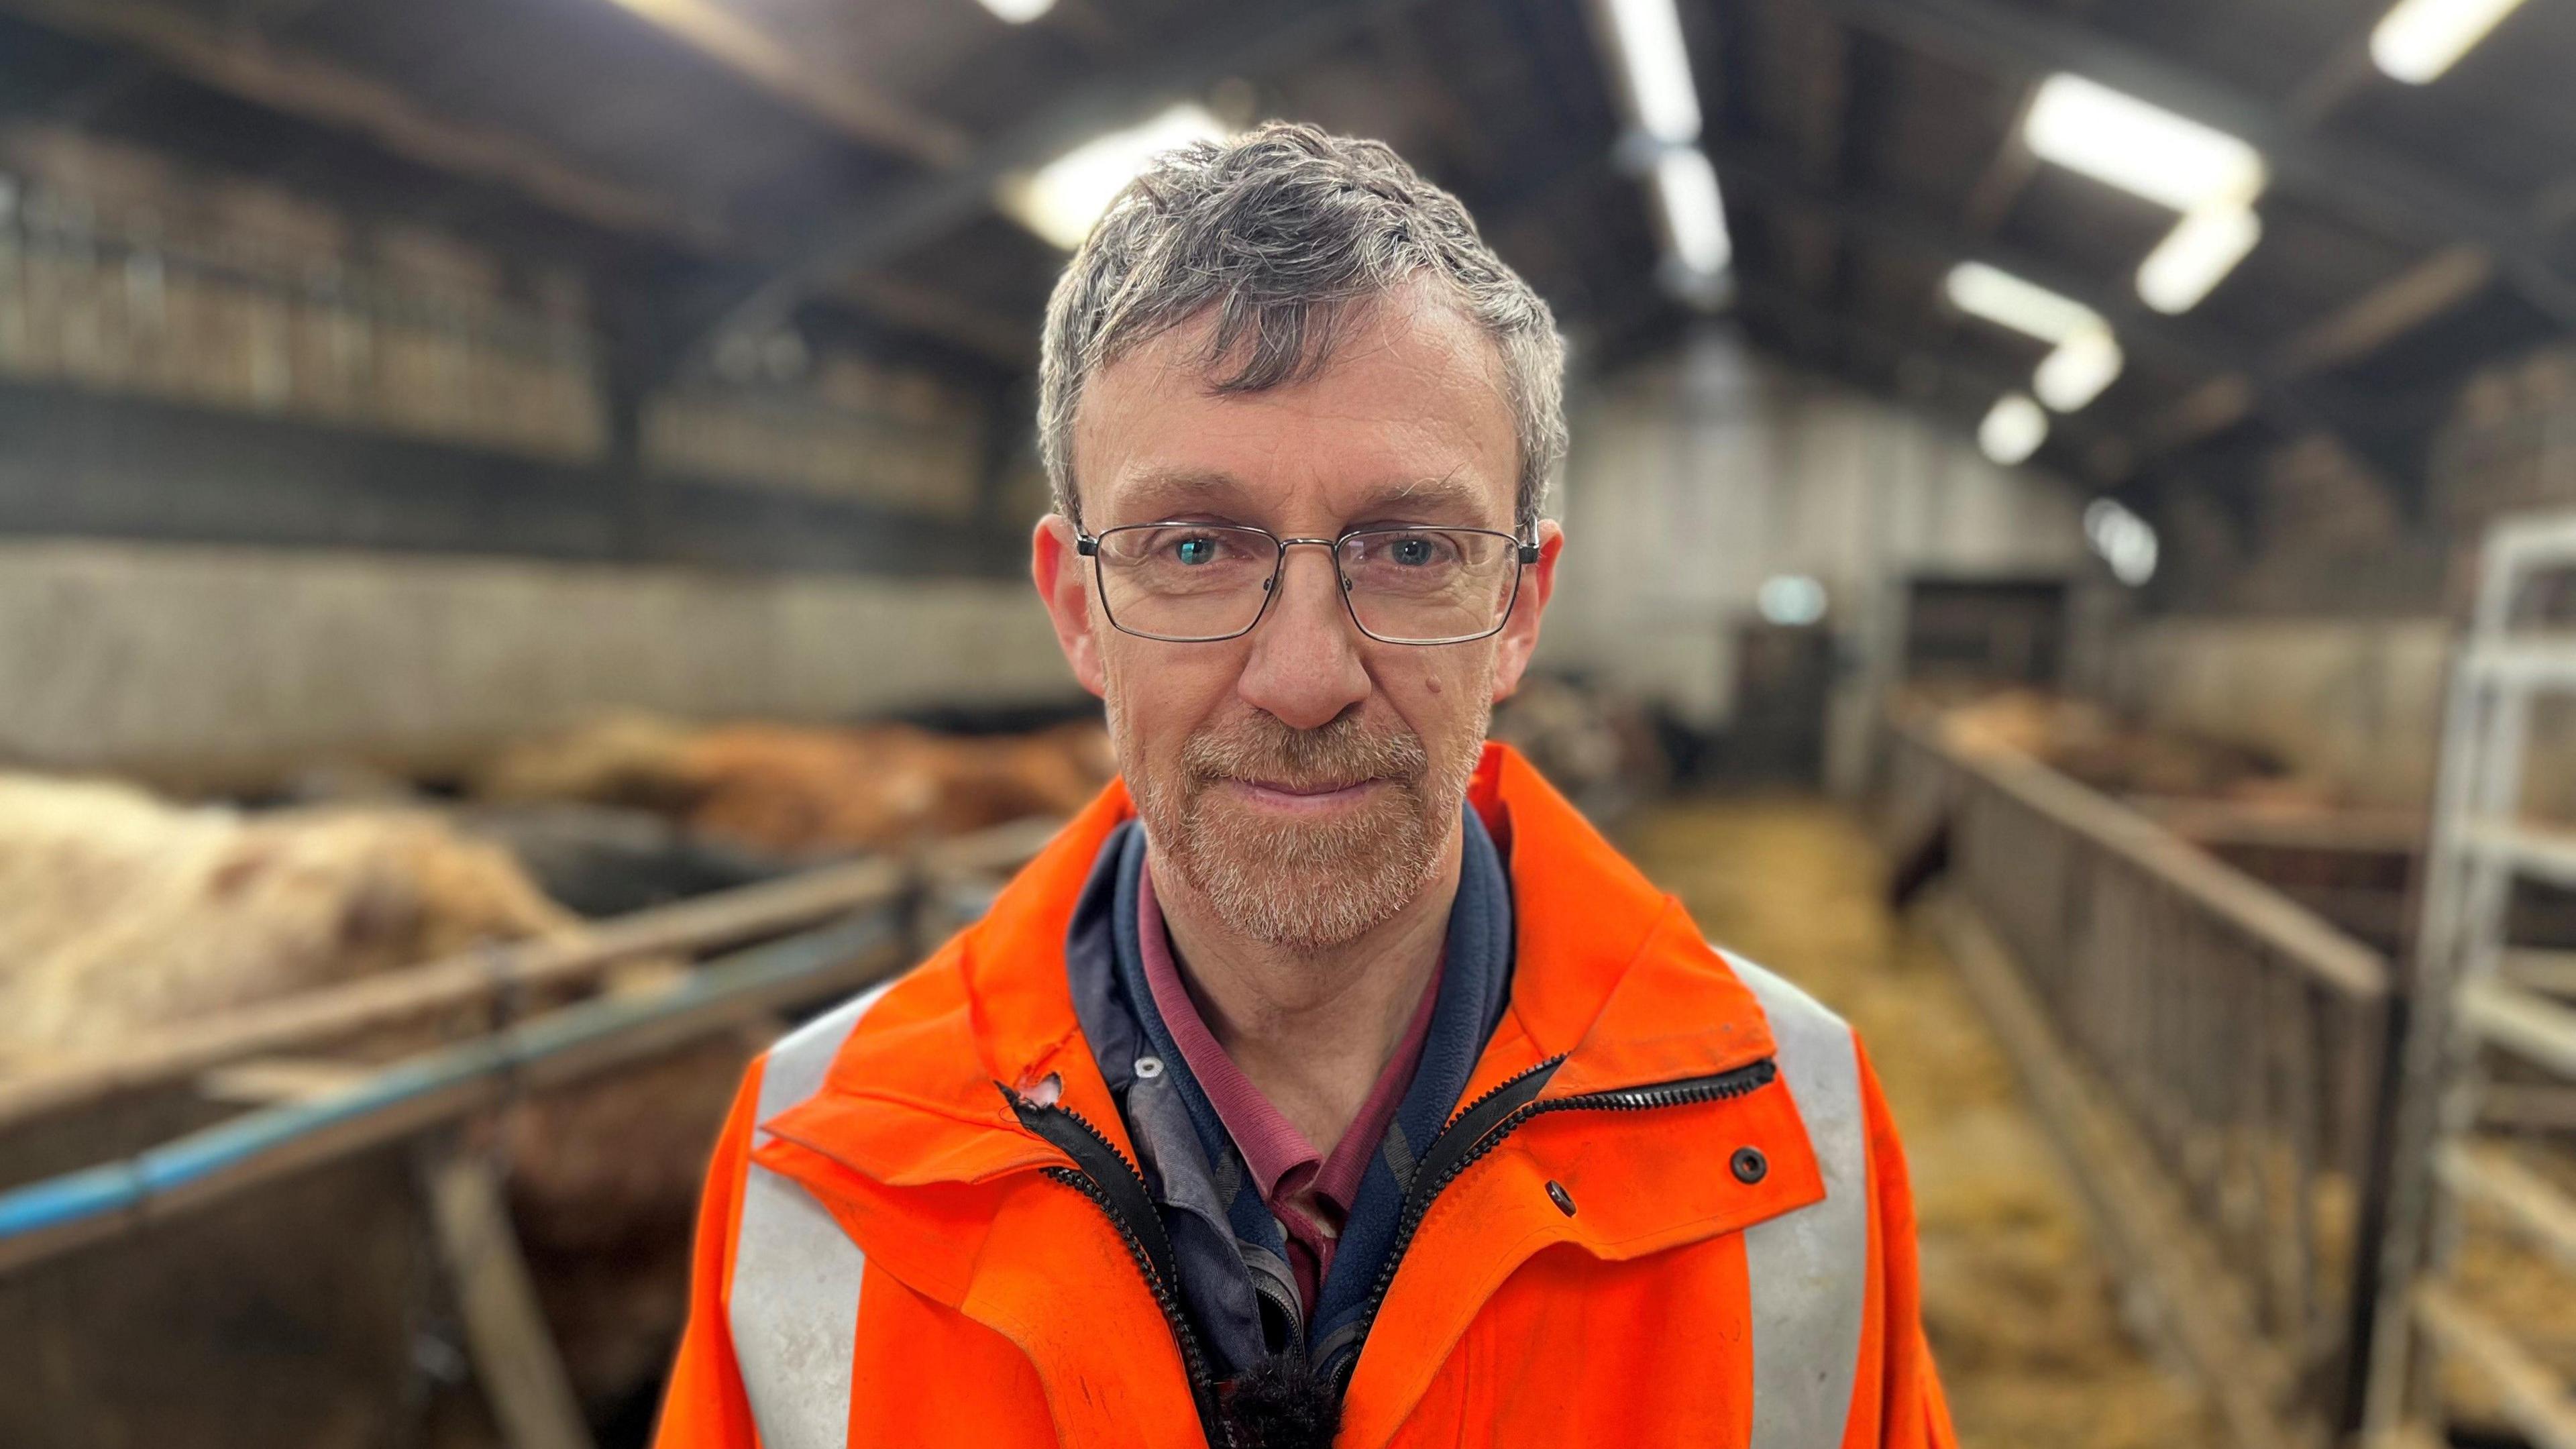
top-left (829, 273), bottom-right (1036, 368)
top-left (2271, 23), bottom-right (2498, 364)
top-left (2145, 246), bottom-right (2492, 456)
top-left (2273, 246), bottom-right (2496, 377)
top-left (2282, 34), bottom-right (2381, 131)
top-left (1787, 12), bottom-right (1854, 302)
top-left (1957, 0), bottom-right (2107, 237)
top-left (1959, 82), bottom-right (2041, 238)
top-left (584, 0), bottom-right (972, 170)
top-left (0, 0), bottom-right (729, 248)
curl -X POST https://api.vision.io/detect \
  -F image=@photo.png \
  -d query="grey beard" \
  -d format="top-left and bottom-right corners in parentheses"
top-left (1113, 700), bottom-right (1487, 953)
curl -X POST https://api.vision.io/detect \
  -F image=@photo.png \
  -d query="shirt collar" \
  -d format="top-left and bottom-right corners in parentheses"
top-left (1131, 854), bottom-right (1444, 1216)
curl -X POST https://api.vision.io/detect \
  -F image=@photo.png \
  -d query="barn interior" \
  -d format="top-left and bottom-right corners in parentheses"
top-left (2, 0), bottom-right (2574, 1445)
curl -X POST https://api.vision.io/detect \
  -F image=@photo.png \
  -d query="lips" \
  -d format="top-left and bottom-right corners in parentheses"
top-left (1233, 776), bottom-right (1378, 797)
top-left (1205, 775), bottom-right (1395, 812)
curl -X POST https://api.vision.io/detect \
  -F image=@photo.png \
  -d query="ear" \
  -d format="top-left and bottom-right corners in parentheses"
top-left (1033, 514), bottom-right (1110, 698)
top-left (1487, 519), bottom-right (1562, 706)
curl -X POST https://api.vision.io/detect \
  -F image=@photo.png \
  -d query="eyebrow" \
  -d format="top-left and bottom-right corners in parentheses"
top-left (1360, 472), bottom-right (1493, 523)
top-left (1113, 466), bottom-right (1242, 506)
top-left (1097, 467), bottom-right (1255, 527)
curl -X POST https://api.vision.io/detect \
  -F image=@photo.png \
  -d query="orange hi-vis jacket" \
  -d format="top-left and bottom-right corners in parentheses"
top-left (656, 743), bottom-right (1956, 1449)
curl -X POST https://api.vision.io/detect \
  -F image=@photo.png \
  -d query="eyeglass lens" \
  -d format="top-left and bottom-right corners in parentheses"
top-left (1092, 524), bottom-right (1521, 643)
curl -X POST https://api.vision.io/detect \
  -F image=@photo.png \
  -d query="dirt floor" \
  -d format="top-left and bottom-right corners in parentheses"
top-left (1619, 794), bottom-right (2217, 1449)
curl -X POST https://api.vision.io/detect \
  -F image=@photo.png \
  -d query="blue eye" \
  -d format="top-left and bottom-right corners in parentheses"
top-left (1390, 537), bottom-right (1435, 566)
top-left (1174, 537), bottom-right (1216, 566)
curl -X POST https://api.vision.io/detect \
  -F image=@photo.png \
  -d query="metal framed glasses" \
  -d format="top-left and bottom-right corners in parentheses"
top-left (1075, 521), bottom-right (1541, 645)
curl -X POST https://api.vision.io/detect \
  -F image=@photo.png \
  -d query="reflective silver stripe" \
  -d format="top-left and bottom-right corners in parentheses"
top-left (1733, 957), bottom-right (1870, 1449)
top-left (729, 981), bottom-right (896, 1449)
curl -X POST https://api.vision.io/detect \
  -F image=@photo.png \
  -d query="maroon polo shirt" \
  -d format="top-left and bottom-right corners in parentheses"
top-left (1135, 860), bottom-right (1440, 1310)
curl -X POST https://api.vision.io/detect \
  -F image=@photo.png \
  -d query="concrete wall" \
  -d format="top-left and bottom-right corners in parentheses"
top-left (0, 541), bottom-right (1079, 780)
top-left (1540, 324), bottom-right (2090, 789)
top-left (2108, 616), bottom-right (2576, 815)
top-left (2107, 617), bottom-right (2451, 808)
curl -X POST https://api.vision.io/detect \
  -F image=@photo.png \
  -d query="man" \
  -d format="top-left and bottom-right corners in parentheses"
top-left (657, 123), bottom-right (1953, 1449)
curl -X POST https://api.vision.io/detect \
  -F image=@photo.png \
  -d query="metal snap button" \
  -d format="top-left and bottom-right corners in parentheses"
top-left (1134, 1055), bottom-right (1165, 1081)
top-left (1545, 1180), bottom-right (1576, 1216)
top-left (1730, 1146), bottom-right (1768, 1185)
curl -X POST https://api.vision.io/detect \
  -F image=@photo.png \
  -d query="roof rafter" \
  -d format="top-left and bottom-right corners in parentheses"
top-left (2275, 246), bottom-right (2498, 378)
top-left (2139, 246), bottom-right (2492, 461)
top-left (582, 0), bottom-right (973, 170)
top-left (828, 274), bottom-right (1036, 368)
top-left (0, 0), bottom-right (729, 246)
top-left (2265, 19), bottom-right (2508, 375)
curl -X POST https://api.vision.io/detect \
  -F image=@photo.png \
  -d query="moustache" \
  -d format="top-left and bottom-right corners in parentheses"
top-left (1181, 714), bottom-right (1430, 794)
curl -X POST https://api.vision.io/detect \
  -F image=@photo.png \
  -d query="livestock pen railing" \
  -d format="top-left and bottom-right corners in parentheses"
top-left (0, 816), bottom-right (1059, 1449)
top-left (1887, 716), bottom-right (2399, 1446)
top-left (0, 814), bottom-right (1059, 1273)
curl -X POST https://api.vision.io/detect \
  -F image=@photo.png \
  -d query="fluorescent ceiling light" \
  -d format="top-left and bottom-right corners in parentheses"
top-left (2084, 498), bottom-right (2159, 586)
top-left (2137, 203), bottom-right (2262, 315)
top-left (1947, 263), bottom-right (2122, 412)
top-left (2025, 74), bottom-right (2265, 212)
top-left (2372, 0), bottom-right (2530, 83)
top-left (976, 0), bottom-right (1057, 20)
top-left (2033, 323), bottom-right (2125, 412)
top-left (1654, 147), bottom-right (1731, 276)
top-left (1600, 0), bottom-right (1702, 144)
top-left (998, 104), bottom-right (1226, 250)
top-left (1978, 393), bottom-right (2049, 467)
top-left (1944, 262), bottom-right (2100, 343)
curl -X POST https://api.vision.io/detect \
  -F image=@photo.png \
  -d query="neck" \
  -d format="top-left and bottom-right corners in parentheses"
top-left (1148, 823), bottom-right (1462, 1156)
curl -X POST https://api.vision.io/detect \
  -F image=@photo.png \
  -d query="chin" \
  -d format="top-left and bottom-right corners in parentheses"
top-left (1168, 786), bottom-right (1442, 953)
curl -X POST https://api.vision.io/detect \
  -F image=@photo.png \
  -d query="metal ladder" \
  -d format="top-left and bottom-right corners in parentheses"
top-left (2366, 512), bottom-right (2576, 1449)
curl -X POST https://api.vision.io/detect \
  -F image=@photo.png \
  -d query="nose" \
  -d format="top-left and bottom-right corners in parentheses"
top-left (1236, 543), bottom-right (1371, 731)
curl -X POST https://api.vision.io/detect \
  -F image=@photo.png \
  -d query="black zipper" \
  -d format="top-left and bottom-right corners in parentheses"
top-left (1329, 1053), bottom-right (1780, 1395)
top-left (1244, 1256), bottom-right (1307, 1365)
top-left (1004, 1087), bottom-right (1232, 1447)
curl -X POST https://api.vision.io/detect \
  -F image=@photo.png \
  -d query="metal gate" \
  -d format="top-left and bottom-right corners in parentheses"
top-left (1887, 716), bottom-right (2396, 1444)
top-left (2365, 512), bottom-right (2576, 1449)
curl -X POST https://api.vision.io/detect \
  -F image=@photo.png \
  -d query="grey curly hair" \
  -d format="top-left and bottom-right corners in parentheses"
top-left (1037, 121), bottom-right (1565, 535)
